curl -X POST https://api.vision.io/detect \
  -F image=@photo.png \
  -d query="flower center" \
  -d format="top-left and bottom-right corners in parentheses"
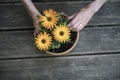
top-left (41, 39), bottom-right (46, 44)
top-left (59, 31), bottom-right (64, 36)
top-left (47, 17), bottom-right (52, 21)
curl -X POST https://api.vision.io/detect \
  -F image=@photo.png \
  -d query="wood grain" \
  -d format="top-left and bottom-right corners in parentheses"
top-left (0, 54), bottom-right (120, 80)
top-left (0, 0), bottom-right (93, 3)
top-left (0, 0), bottom-right (119, 3)
top-left (0, 26), bottom-right (120, 59)
top-left (0, 2), bottom-right (120, 30)
top-left (0, 0), bottom-right (120, 80)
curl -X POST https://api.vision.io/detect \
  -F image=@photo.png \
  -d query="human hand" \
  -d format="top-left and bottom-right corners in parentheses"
top-left (33, 18), bottom-right (41, 37)
top-left (22, 0), bottom-right (41, 36)
top-left (67, 0), bottom-right (107, 31)
top-left (67, 7), bottom-right (95, 31)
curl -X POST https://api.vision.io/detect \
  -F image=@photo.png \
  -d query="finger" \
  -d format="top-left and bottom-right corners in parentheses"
top-left (72, 28), bottom-right (78, 31)
top-left (73, 19), bottom-right (81, 27)
top-left (77, 23), bottom-right (83, 31)
top-left (68, 15), bottom-right (82, 31)
top-left (68, 24), bottom-right (74, 31)
top-left (68, 12), bottom-right (77, 20)
top-left (34, 28), bottom-right (40, 37)
top-left (78, 23), bottom-right (88, 31)
top-left (68, 13), bottom-right (79, 27)
top-left (34, 29), bottom-right (38, 37)
top-left (34, 30), bottom-right (37, 37)
top-left (67, 16), bottom-right (79, 29)
top-left (69, 25), bottom-right (78, 31)
top-left (72, 22), bottom-right (84, 31)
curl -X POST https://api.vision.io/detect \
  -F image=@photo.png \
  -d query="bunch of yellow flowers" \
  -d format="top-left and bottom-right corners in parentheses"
top-left (35, 9), bottom-right (71, 51)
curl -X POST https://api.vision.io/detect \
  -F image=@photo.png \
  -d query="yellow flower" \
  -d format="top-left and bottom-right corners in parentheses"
top-left (35, 32), bottom-right (52, 51)
top-left (53, 25), bottom-right (71, 43)
top-left (40, 9), bottom-right (59, 29)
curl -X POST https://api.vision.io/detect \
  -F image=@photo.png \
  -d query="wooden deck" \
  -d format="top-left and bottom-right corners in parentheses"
top-left (0, 0), bottom-right (120, 80)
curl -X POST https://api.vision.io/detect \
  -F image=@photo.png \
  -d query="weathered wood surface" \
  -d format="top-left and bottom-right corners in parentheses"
top-left (0, 1), bottom-right (120, 30)
top-left (0, 54), bottom-right (120, 80)
top-left (0, 0), bottom-right (120, 80)
top-left (0, 0), bottom-right (119, 2)
top-left (0, 26), bottom-right (120, 59)
top-left (0, 0), bottom-right (94, 3)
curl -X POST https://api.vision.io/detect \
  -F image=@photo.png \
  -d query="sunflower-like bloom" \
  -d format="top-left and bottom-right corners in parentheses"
top-left (53, 25), bottom-right (71, 43)
top-left (35, 32), bottom-right (52, 51)
top-left (40, 9), bottom-right (59, 29)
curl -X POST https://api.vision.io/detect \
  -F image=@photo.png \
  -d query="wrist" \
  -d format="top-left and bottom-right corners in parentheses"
top-left (91, 0), bottom-right (107, 13)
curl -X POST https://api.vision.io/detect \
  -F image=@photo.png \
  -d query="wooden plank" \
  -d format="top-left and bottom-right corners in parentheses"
top-left (0, 0), bottom-right (119, 3)
top-left (0, 54), bottom-right (120, 80)
top-left (0, 0), bottom-right (94, 3)
top-left (0, 26), bottom-right (120, 59)
top-left (0, 0), bottom-right (81, 3)
top-left (0, 2), bottom-right (120, 30)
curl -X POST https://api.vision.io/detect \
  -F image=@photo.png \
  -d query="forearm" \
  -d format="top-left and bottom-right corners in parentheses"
top-left (22, 0), bottom-right (41, 20)
top-left (90, 0), bottom-right (107, 13)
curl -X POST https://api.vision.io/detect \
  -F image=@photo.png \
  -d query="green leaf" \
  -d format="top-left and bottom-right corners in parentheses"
top-left (41, 28), bottom-right (47, 32)
top-left (63, 22), bottom-right (67, 26)
top-left (37, 22), bottom-right (41, 27)
top-left (54, 43), bottom-right (61, 49)
top-left (52, 40), bottom-right (61, 49)
top-left (36, 15), bottom-right (40, 18)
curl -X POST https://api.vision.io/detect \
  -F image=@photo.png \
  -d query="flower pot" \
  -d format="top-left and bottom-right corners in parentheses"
top-left (46, 31), bottom-right (79, 56)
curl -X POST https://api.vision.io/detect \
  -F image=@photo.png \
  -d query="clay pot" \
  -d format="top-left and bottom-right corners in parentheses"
top-left (46, 31), bottom-right (79, 56)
